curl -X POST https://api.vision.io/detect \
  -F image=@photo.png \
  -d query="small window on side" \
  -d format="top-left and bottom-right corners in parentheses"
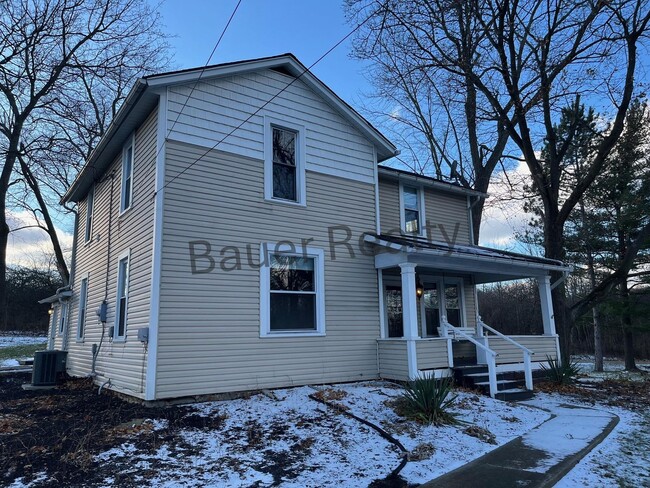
top-left (121, 138), bottom-right (134, 212)
top-left (77, 277), bottom-right (88, 340)
top-left (84, 187), bottom-right (94, 243)
top-left (114, 253), bottom-right (130, 339)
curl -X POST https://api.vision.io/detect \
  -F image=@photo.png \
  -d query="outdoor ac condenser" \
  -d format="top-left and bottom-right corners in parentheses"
top-left (32, 350), bottom-right (67, 386)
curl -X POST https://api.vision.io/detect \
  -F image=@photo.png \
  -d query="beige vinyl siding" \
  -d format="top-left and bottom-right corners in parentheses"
top-left (377, 340), bottom-right (409, 381)
top-left (416, 339), bottom-right (449, 370)
top-left (378, 178), bottom-right (401, 233)
top-left (489, 336), bottom-right (558, 365)
top-left (155, 140), bottom-right (380, 398)
top-left (377, 177), bottom-right (471, 245)
top-left (166, 69), bottom-right (376, 184)
top-left (423, 187), bottom-right (471, 245)
top-left (464, 284), bottom-right (477, 328)
top-left (62, 107), bottom-right (158, 399)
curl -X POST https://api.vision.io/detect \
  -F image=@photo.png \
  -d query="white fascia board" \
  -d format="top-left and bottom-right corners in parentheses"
top-left (364, 234), bottom-right (571, 274)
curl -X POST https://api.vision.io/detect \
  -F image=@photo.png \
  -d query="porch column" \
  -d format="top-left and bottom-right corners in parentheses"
top-left (400, 262), bottom-right (419, 379)
top-left (537, 275), bottom-right (557, 336)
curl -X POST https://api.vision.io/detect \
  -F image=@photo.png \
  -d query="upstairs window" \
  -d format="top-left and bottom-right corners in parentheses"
top-left (121, 137), bottom-right (134, 212)
top-left (114, 252), bottom-right (130, 340)
top-left (272, 127), bottom-right (297, 201)
top-left (84, 186), bottom-right (94, 243)
top-left (264, 118), bottom-right (306, 206)
top-left (402, 185), bottom-right (422, 234)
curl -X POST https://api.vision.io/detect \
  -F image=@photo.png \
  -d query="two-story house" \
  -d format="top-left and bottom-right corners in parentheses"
top-left (41, 54), bottom-right (569, 402)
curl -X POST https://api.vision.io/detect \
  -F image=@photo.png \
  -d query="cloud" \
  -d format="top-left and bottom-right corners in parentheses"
top-left (479, 159), bottom-right (535, 251)
top-left (7, 210), bottom-right (74, 269)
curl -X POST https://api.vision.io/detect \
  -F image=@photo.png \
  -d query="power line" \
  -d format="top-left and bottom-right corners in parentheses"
top-left (164, 0), bottom-right (243, 142)
top-left (158, 2), bottom-right (385, 193)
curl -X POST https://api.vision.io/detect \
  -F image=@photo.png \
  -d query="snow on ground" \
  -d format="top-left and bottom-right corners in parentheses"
top-left (533, 393), bottom-right (650, 488)
top-left (97, 385), bottom-right (396, 487)
top-left (95, 382), bottom-right (550, 487)
top-left (331, 382), bottom-right (550, 485)
top-left (1, 358), bottom-right (19, 367)
top-left (0, 335), bottom-right (47, 348)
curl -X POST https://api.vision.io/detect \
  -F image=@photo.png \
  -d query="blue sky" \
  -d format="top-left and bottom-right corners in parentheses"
top-left (158, 0), bottom-right (372, 106)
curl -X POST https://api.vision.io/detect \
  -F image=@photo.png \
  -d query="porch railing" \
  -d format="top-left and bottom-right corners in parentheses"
top-left (443, 319), bottom-right (499, 398)
top-left (477, 316), bottom-right (534, 391)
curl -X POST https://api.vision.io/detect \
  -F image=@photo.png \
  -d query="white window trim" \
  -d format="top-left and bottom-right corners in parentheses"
top-left (260, 242), bottom-right (325, 338)
top-left (263, 116), bottom-right (307, 207)
top-left (57, 303), bottom-right (67, 336)
top-left (113, 249), bottom-right (131, 342)
top-left (76, 273), bottom-right (89, 342)
top-left (399, 182), bottom-right (426, 237)
top-left (120, 134), bottom-right (135, 214)
top-left (84, 186), bottom-right (95, 244)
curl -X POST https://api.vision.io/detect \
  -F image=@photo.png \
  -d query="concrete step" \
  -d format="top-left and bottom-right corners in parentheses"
top-left (494, 388), bottom-right (535, 402)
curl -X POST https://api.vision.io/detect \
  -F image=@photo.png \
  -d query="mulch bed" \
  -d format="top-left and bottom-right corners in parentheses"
top-left (0, 372), bottom-right (195, 487)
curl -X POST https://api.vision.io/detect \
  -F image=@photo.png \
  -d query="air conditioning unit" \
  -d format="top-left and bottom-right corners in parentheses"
top-left (32, 350), bottom-right (67, 386)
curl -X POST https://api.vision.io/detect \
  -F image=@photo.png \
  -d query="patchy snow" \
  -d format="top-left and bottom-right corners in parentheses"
top-left (532, 393), bottom-right (650, 488)
top-left (521, 396), bottom-right (617, 474)
top-left (0, 335), bottom-right (47, 348)
top-left (1, 358), bottom-right (19, 367)
top-left (331, 382), bottom-right (550, 485)
top-left (97, 386), bottom-right (396, 487)
top-left (94, 382), bottom-right (550, 487)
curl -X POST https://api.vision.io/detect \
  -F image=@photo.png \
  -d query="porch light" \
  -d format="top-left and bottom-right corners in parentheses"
top-left (416, 279), bottom-right (424, 298)
top-left (48, 307), bottom-right (54, 316)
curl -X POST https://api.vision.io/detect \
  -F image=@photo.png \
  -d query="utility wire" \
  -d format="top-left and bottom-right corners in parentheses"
top-left (163, 0), bottom-right (243, 142)
top-left (157, 2), bottom-right (386, 194)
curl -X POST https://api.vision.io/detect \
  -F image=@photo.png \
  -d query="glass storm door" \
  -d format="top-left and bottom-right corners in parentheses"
top-left (422, 284), bottom-right (440, 337)
top-left (444, 283), bottom-right (462, 327)
top-left (385, 285), bottom-right (403, 338)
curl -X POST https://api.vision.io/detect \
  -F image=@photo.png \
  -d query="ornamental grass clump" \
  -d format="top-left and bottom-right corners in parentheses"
top-left (541, 355), bottom-right (582, 385)
top-left (399, 376), bottom-right (459, 426)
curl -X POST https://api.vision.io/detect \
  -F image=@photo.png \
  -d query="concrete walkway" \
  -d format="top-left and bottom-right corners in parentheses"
top-left (420, 400), bottom-right (619, 488)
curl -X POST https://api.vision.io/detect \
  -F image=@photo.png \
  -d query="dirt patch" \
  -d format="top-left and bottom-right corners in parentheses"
top-left (536, 375), bottom-right (650, 411)
top-left (0, 373), bottom-right (216, 487)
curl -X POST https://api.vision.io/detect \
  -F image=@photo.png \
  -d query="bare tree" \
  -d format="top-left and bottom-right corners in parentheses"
top-left (348, 0), bottom-right (511, 241)
top-left (351, 0), bottom-right (650, 358)
top-left (0, 0), bottom-right (169, 327)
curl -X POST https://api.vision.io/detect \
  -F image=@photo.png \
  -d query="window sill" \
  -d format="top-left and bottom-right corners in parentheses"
top-left (75, 338), bottom-right (84, 344)
top-left (260, 331), bottom-right (325, 338)
top-left (118, 206), bottom-right (132, 218)
top-left (111, 337), bottom-right (127, 344)
top-left (264, 197), bottom-right (306, 208)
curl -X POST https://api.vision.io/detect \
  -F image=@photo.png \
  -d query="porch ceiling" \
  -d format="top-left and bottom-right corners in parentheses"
top-left (366, 234), bottom-right (571, 284)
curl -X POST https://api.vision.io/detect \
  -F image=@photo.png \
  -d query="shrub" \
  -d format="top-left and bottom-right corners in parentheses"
top-left (398, 376), bottom-right (459, 426)
top-left (541, 355), bottom-right (582, 385)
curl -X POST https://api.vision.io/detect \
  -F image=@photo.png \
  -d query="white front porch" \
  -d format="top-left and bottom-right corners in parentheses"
top-left (369, 234), bottom-right (570, 398)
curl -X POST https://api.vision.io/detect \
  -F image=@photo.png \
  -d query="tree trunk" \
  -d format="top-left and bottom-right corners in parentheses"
top-left (593, 307), bottom-right (603, 372)
top-left (620, 281), bottom-right (637, 371)
top-left (18, 156), bottom-right (70, 285)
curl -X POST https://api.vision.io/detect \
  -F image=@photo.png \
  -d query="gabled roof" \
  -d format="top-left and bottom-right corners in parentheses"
top-left (63, 53), bottom-right (398, 203)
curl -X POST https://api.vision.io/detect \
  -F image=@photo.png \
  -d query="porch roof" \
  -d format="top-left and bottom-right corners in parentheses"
top-left (366, 234), bottom-right (571, 283)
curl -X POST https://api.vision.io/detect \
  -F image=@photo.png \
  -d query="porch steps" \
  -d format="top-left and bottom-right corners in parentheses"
top-left (453, 364), bottom-right (541, 401)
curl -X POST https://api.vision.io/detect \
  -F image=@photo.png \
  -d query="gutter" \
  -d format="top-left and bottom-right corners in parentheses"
top-left (364, 234), bottom-right (572, 273)
top-left (61, 78), bottom-right (149, 204)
